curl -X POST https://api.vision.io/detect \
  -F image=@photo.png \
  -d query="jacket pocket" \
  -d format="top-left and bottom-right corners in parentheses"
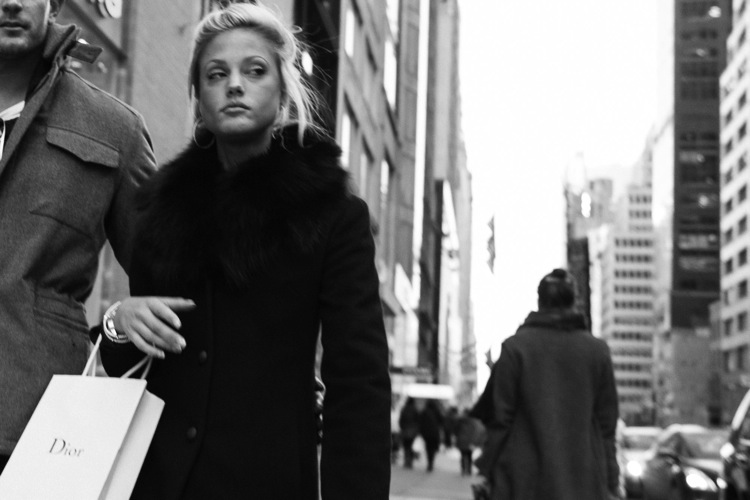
top-left (34, 289), bottom-right (88, 331)
top-left (28, 127), bottom-right (119, 237)
top-left (46, 127), bottom-right (119, 168)
top-left (33, 289), bottom-right (89, 373)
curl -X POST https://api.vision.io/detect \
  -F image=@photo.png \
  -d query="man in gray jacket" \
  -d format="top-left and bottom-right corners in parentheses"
top-left (0, 0), bottom-right (156, 470)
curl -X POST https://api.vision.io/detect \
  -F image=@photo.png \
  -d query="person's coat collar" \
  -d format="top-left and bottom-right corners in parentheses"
top-left (521, 309), bottom-right (588, 331)
top-left (136, 125), bottom-right (352, 289)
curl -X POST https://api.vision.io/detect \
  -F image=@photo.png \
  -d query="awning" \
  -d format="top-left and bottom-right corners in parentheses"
top-left (401, 383), bottom-right (455, 400)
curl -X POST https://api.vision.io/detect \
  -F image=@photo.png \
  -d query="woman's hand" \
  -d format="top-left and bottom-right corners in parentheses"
top-left (114, 297), bottom-right (196, 358)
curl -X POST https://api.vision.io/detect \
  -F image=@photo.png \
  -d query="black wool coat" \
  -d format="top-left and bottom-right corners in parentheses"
top-left (481, 310), bottom-right (619, 500)
top-left (98, 127), bottom-right (392, 500)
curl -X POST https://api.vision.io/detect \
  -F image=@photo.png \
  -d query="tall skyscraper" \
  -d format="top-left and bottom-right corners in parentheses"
top-left (671, 0), bottom-right (731, 328)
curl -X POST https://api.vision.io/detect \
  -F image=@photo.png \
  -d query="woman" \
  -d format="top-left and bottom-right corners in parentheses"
top-left (475, 269), bottom-right (620, 500)
top-left (94, 3), bottom-right (391, 499)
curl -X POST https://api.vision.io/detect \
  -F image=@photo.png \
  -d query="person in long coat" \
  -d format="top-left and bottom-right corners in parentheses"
top-left (399, 397), bottom-right (420, 469)
top-left (93, 4), bottom-right (391, 499)
top-left (477, 269), bottom-right (620, 500)
top-left (419, 400), bottom-right (444, 472)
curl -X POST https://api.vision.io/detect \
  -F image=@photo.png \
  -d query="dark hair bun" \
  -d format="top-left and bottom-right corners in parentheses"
top-left (538, 268), bottom-right (576, 308)
top-left (548, 268), bottom-right (568, 280)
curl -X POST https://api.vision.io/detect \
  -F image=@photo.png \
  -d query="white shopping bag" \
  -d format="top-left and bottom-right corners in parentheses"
top-left (0, 336), bottom-right (164, 500)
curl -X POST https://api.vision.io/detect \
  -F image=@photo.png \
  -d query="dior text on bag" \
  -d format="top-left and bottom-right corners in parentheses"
top-left (0, 336), bottom-right (164, 500)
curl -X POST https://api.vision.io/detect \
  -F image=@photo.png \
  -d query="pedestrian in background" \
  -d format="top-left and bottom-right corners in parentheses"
top-left (93, 3), bottom-right (391, 499)
top-left (443, 405), bottom-right (459, 449)
top-left (473, 268), bottom-right (620, 500)
top-left (399, 397), bottom-right (420, 469)
top-left (455, 408), bottom-right (480, 476)
top-left (419, 399), bottom-right (444, 472)
top-left (0, 0), bottom-right (155, 472)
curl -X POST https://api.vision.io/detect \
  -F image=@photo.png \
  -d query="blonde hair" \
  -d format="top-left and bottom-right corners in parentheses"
top-left (188, 2), bottom-right (321, 144)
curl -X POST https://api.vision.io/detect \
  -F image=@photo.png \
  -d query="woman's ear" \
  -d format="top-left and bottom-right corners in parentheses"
top-left (48, 0), bottom-right (63, 22)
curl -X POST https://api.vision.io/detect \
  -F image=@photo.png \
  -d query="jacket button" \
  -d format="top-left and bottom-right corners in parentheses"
top-left (186, 427), bottom-right (197, 441)
top-left (198, 351), bottom-right (208, 364)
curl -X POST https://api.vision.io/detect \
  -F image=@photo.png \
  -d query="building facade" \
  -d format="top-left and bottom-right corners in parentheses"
top-left (718, 0), bottom-right (750, 420)
top-left (589, 148), bottom-right (658, 425)
top-left (650, 0), bottom-right (732, 425)
top-left (671, 0), bottom-right (730, 329)
top-left (416, 0), bottom-right (474, 401)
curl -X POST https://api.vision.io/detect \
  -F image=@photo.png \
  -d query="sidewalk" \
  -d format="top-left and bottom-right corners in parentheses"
top-left (390, 447), bottom-right (476, 500)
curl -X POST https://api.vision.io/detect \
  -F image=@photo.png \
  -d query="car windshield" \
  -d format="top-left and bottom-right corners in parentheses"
top-left (623, 433), bottom-right (658, 450)
top-left (684, 431), bottom-right (728, 458)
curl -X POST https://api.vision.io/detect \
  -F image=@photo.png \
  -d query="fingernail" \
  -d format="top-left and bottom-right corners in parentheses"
top-left (158, 350), bottom-right (165, 359)
top-left (174, 320), bottom-right (182, 329)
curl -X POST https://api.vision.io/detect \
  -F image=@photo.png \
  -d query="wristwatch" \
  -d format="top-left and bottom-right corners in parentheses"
top-left (102, 301), bottom-right (130, 344)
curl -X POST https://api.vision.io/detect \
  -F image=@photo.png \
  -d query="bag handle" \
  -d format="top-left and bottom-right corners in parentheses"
top-left (82, 334), bottom-right (153, 380)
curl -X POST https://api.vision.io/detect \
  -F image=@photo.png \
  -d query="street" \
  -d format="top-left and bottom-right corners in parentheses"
top-left (390, 447), bottom-right (476, 500)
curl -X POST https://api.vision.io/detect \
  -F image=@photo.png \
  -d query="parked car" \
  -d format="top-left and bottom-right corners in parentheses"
top-left (721, 388), bottom-right (750, 500)
top-left (618, 426), bottom-right (662, 498)
top-left (639, 424), bottom-right (728, 500)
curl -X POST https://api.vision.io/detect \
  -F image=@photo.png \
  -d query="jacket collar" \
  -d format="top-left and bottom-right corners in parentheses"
top-left (0, 23), bottom-right (99, 176)
top-left (520, 309), bottom-right (588, 331)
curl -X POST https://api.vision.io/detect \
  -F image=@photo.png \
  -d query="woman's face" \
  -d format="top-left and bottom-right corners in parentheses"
top-left (197, 28), bottom-right (282, 148)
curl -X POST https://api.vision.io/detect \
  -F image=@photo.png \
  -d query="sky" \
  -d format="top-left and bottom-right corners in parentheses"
top-left (458, 0), bottom-right (661, 384)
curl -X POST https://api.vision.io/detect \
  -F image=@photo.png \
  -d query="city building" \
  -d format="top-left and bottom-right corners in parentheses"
top-left (650, 0), bottom-right (732, 424)
top-left (565, 169), bottom-right (615, 329)
top-left (415, 0), bottom-right (474, 402)
top-left (718, 0), bottom-right (750, 419)
top-left (670, 0), bottom-right (730, 332)
top-left (589, 146), bottom-right (658, 425)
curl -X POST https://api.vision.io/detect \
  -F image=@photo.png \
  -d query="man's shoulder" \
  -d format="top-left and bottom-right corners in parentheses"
top-left (51, 69), bottom-right (146, 128)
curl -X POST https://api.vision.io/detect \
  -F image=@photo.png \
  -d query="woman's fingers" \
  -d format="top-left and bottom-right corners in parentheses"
top-left (115, 296), bottom-right (196, 355)
top-left (129, 321), bottom-right (168, 359)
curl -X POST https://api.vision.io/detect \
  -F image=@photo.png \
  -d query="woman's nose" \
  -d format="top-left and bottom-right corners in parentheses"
top-left (227, 73), bottom-right (244, 97)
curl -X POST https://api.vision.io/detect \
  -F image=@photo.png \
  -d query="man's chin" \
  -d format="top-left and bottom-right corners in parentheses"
top-left (0, 38), bottom-right (40, 59)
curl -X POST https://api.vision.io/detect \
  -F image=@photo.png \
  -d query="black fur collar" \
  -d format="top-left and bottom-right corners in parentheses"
top-left (135, 126), bottom-right (350, 289)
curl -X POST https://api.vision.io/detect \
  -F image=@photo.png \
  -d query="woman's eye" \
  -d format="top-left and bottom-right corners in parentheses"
top-left (207, 70), bottom-right (226, 80)
top-left (248, 66), bottom-right (266, 76)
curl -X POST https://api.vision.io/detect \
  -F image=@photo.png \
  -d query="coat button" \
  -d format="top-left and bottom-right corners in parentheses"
top-left (186, 427), bottom-right (197, 441)
top-left (198, 350), bottom-right (208, 364)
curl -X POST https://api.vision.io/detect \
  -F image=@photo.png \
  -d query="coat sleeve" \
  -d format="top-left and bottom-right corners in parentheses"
top-left (475, 341), bottom-right (519, 476)
top-left (595, 343), bottom-right (620, 494)
top-left (318, 196), bottom-right (391, 500)
top-left (105, 113), bottom-right (157, 274)
top-left (96, 241), bottom-right (157, 377)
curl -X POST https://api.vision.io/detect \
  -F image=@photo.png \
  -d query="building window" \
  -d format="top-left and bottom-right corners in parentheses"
top-left (739, 312), bottom-right (748, 333)
top-left (359, 142), bottom-right (373, 199)
top-left (725, 258), bottom-right (735, 275)
top-left (740, 216), bottom-right (748, 234)
top-left (364, 42), bottom-right (378, 102)
top-left (339, 103), bottom-right (356, 169)
top-left (726, 198), bottom-right (735, 215)
top-left (383, 36), bottom-right (398, 110)
top-left (741, 184), bottom-right (748, 203)
top-left (740, 248), bottom-right (748, 266)
top-left (740, 280), bottom-right (748, 298)
top-left (725, 318), bottom-right (735, 337)
top-left (344, 4), bottom-right (359, 58)
top-left (724, 228), bottom-right (735, 245)
top-left (725, 168), bottom-right (735, 186)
